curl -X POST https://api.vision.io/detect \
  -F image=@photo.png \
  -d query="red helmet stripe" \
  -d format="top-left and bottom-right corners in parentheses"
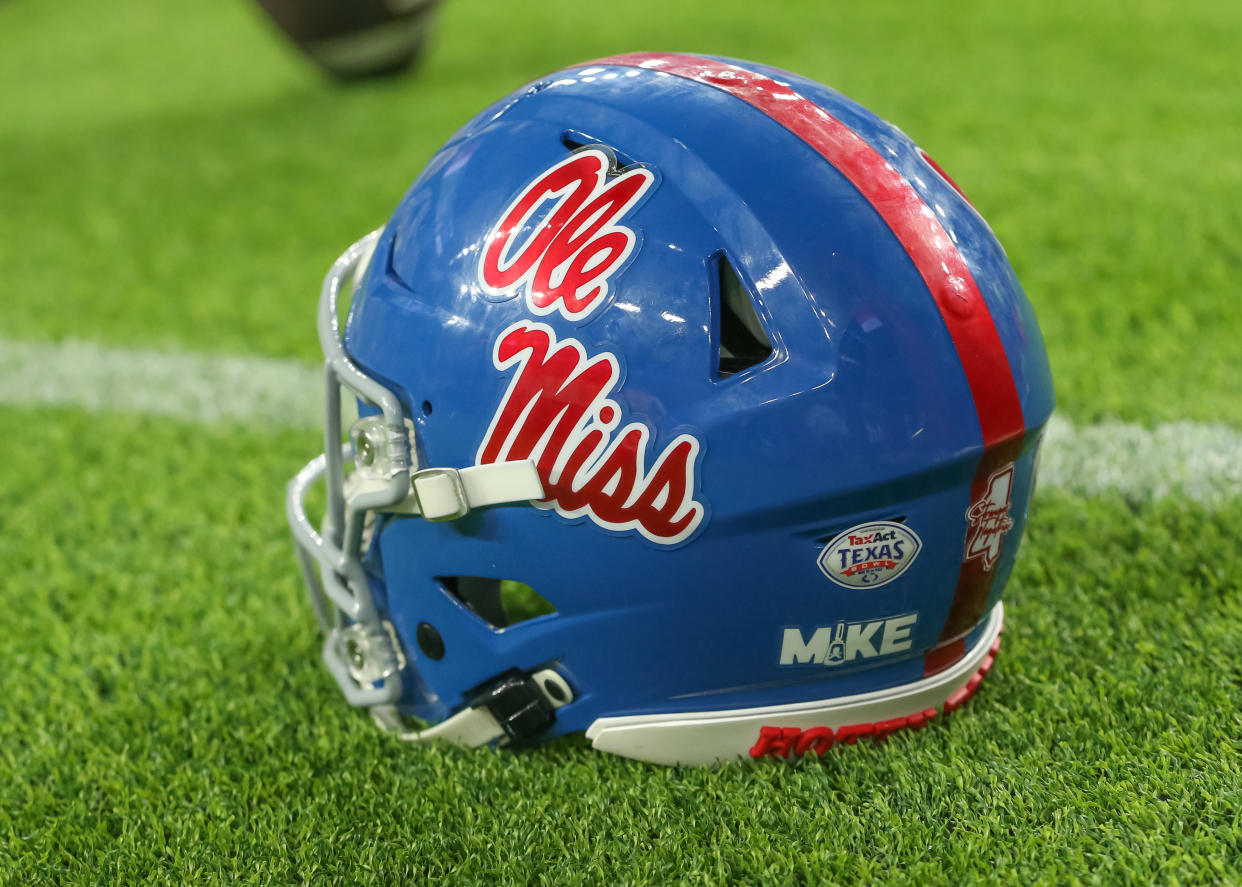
top-left (590, 53), bottom-right (1027, 641)
top-left (592, 52), bottom-right (1023, 445)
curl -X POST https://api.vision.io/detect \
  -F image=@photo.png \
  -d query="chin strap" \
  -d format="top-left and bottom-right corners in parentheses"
top-left (370, 668), bottom-right (574, 748)
top-left (389, 461), bottom-right (545, 521)
top-left (342, 447), bottom-right (544, 524)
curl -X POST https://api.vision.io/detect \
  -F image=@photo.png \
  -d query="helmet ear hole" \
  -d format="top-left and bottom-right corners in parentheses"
top-left (714, 254), bottom-right (773, 377)
top-left (438, 576), bottom-right (557, 629)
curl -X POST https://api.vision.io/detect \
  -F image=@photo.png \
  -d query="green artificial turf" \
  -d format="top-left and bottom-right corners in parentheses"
top-left (2, 0), bottom-right (1240, 882)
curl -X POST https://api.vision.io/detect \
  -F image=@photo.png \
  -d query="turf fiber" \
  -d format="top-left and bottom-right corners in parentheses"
top-left (1, 0), bottom-right (1240, 883)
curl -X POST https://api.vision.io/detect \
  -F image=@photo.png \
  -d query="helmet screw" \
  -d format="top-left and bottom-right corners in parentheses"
top-left (347, 638), bottom-right (365, 669)
top-left (356, 434), bottom-right (375, 467)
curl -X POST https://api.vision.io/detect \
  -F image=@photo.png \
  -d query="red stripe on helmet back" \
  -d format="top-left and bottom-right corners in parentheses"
top-left (589, 53), bottom-right (1027, 643)
top-left (592, 52), bottom-right (1023, 445)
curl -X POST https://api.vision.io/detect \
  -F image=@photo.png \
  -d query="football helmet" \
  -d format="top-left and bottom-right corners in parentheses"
top-left (287, 53), bottom-right (1054, 765)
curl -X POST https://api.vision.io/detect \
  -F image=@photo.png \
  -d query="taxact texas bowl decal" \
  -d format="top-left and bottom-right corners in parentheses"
top-left (817, 520), bottom-right (921, 589)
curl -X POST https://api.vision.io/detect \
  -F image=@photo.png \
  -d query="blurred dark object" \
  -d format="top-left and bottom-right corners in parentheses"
top-left (253, 0), bottom-right (443, 81)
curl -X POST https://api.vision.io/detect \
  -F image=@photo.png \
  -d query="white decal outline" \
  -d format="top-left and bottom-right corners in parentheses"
top-left (963, 463), bottom-right (1016, 571)
top-left (476, 321), bottom-right (705, 546)
top-left (477, 149), bottom-right (656, 323)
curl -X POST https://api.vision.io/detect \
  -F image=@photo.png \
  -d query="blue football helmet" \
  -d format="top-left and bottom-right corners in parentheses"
top-left (287, 53), bottom-right (1055, 765)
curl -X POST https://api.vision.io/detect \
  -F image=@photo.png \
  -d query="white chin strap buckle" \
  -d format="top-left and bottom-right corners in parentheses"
top-left (371, 668), bottom-right (574, 749)
top-left (409, 468), bottom-right (471, 521)
top-left (342, 455), bottom-right (545, 521)
top-left (399, 461), bottom-right (545, 521)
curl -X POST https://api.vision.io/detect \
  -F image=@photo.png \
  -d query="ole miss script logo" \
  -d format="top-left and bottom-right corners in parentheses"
top-left (479, 148), bottom-right (655, 322)
top-left (475, 150), bottom-right (706, 545)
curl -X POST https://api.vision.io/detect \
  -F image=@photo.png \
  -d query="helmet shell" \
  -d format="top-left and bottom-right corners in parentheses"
top-left (343, 54), bottom-right (1054, 732)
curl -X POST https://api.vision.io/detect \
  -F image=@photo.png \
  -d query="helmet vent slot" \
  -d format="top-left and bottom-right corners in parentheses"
top-left (560, 130), bottom-right (639, 171)
top-left (437, 576), bottom-right (557, 630)
top-left (714, 253), bottom-right (773, 377)
top-left (814, 515), bottom-right (908, 545)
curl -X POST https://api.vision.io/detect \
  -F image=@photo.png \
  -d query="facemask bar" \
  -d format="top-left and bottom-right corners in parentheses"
top-left (286, 229), bottom-right (411, 707)
top-left (286, 229), bottom-right (552, 726)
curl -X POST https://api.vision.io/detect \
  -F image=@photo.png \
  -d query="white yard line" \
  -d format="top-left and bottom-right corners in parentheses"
top-left (0, 338), bottom-right (322, 429)
top-left (2, 337), bottom-right (1239, 504)
top-left (1039, 416), bottom-right (1241, 505)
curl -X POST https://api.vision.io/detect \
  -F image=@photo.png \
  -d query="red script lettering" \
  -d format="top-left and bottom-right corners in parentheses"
top-left (479, 149), bottom-right (655, 321)
top-left (477, 322), bottom-right (704, 545)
